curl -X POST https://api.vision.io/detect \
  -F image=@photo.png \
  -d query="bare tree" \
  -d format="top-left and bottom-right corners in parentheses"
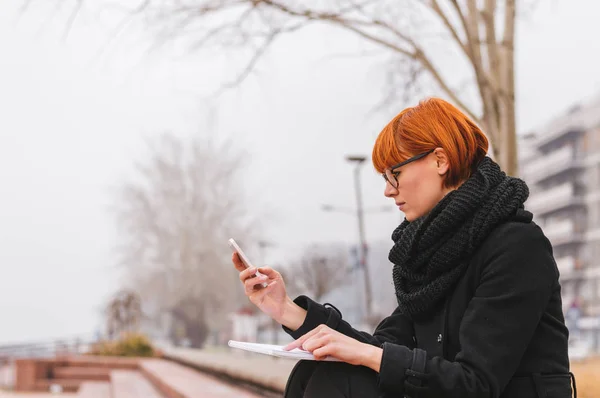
top-left (27, 0), bottom-right (526, 173)
top-left (105, 289), bottom-right (142, 339)
top-left (283, 243), bottom-right (350, 302)
top-left (62, 0), bottom-right (520, 175)
top-left (114, 133), bottom-right (258, 348)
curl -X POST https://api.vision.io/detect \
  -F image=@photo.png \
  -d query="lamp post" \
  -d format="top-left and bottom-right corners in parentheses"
top-left (322, 156), bottom-right (392, 326)
top-left (258, 240), bottom-right (280, 345)
top-left (344, 155), bottom-right (373, 324)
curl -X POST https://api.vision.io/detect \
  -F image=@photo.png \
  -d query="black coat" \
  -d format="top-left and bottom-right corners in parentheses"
top-left (284, 211), bottom-right (574, 398)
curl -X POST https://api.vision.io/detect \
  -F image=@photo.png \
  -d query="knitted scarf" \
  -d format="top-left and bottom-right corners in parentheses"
top-left (389, 156), bottom-right (529, 317)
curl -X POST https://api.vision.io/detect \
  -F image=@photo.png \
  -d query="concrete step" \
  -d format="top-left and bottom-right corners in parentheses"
top-left (34, 378), bottom-right (81, 392)
top-left (64, 356), bottom-right (138, 369)
top-left (77, 381), bottom-right (111, 398)
top-left (54, 367), bottom-right (111, 381)
top-left (162, 347), bottom-right (294, 393)
top-left (110, 370), bottom-right (163, 398)
top-left (140, 358), bottom-right (262, 398)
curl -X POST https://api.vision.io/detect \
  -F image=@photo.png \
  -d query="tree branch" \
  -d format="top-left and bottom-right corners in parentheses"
top-left (258, 0), bottom-right (416, 56)
top-left (482, 0), bottom-right (500, 92)
top-left (413, 50), bottom-right (479, 122)
top-left (449, 0), bottom-right (492, 97)
top-left (61, 0), bottom-right (83, 41)
top-left (18, 0), bottom-right (34, 15)
top-left (427, 0), bottom-right (470, 60)
top-left (446, 0), bottom-right (497, 137)
top-left (256, 1), bottom-right (479, 121)
top-left (501, 0), bottom-right (516, 96)
top-left (213, 28), bottom-right (278, 95)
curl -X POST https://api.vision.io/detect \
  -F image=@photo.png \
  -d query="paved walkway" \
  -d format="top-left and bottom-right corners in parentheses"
top-left (1, 352), bottom-right (272, 398)
top-left (571, 357), bottom-right (600, 398)
top-left (163, 346), bottom-right (298, 393)
top-left (0, 394), bottom-right (76, 397)
top-left (142, 358), bottom-right (262, 398)
top-left (0, 364), bottom-right (13, 389)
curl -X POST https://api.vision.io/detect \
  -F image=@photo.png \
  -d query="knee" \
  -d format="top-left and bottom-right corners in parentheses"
top-left (284, 360), bottom-right (320, 398)
top-left (304, 362), bottom-right (378, 397)
top-left (289, 360), bottom-right (320, 382)
top-left (319, 361), bottom-right (377, 383)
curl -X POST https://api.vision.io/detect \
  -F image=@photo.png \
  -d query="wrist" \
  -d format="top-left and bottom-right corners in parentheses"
top-left (277, 296), bottom-right (307, 331)
top-left (361, 344), bottom-right (383, 373)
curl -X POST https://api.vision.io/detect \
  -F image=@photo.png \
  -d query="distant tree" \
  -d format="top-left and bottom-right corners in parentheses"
top-left (105, 290), bottom-right (142, 339)
top-left (283, 243), bottom-right (350, 302)
top-left (114, 133), bottom-right (258, 348)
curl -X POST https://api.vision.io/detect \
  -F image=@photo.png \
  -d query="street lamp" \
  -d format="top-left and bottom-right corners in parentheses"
top-left (257, 240), bottom-right (282, 345)
top-left (321, 204), bottom-right (354, 214)
top-left (321, 156), bottom-right (392, 326)
top-left (345, 155), bottom-right (373, 325)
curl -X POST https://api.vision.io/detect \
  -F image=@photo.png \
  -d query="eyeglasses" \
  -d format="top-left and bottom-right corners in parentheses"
top-left (382, 149), bottom-right (435, 189)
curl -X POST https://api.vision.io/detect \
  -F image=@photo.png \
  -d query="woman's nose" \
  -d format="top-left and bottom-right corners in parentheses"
top-left (384, 181), bottom-right (398, 198)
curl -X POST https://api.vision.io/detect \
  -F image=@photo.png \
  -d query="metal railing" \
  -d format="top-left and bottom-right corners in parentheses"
top-left (0, 336), bottom-right (96, 390)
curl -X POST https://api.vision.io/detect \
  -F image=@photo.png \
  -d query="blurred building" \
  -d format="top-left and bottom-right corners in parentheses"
top-left (520, 93), bottom-right (600, 356)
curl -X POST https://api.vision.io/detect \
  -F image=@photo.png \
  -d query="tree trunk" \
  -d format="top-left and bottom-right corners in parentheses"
top-left (501, 97), bottom-right (518, 177)
top-left (502, 0), bottom-right (518, 177)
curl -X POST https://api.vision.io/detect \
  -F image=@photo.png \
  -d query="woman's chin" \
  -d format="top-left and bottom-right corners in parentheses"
top-left (404, 210), bottom-right (427, 222)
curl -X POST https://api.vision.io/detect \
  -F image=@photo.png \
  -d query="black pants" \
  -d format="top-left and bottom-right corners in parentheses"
top-left (284, 360), bottom-right (380, 398)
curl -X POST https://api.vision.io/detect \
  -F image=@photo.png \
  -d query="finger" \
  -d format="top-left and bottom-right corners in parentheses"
top-left (297, 326), bottom-right (331, 351)
top-left (232, 253), bottom-right (246, 272)
top-left (257, 267), bottom-right (279, 278)
top-left (244, 274), bottom-right (269, 294)
top-left (286, 328), bottom-right (321, 351)
top-left (244, 274), bottom-right (267, 292)
top-left (301, 334), bottom-right (329, 353)
top-left (284, 339), bottom-right (302, 351)
top-left (284, 326), bottom-right (324, 351)
top-left (239, 266), bottom-right (259, 283)
top-left (312, 345), bottom-right (333, 361)
top-left (249, 280), bottom-right (277, 301)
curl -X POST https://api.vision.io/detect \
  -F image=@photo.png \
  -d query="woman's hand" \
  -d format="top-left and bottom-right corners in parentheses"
top-left (232, 253), bottom-right (307, 329)
top-left (233, 252), bottom-right (287, 319)
top-left (283, 325), bottom-right (383, 371)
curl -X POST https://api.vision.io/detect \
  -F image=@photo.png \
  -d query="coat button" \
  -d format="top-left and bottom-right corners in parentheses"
top-left (437, 333), bottom-right (443, 343)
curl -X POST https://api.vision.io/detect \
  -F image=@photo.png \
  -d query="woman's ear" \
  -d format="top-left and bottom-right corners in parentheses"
top-left (433, 148), bottom-right (450, 176)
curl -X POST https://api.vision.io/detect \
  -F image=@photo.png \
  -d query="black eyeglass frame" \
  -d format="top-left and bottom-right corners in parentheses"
top-left (383, 149), bottom-right (435, 188)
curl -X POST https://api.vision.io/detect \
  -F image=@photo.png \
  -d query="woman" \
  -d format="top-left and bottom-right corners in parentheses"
top-left (233, 98), bottom-right (575, 397)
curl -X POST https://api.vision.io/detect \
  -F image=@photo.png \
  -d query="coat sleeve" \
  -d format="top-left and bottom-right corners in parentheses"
top-left (282, 295), bottom-right (415, 348)
top-left (377, 222), bottom-right (558, 398)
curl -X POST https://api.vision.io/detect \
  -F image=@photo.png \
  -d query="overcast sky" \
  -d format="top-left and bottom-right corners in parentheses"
top-left (1, 1), bottom-right (599, 343)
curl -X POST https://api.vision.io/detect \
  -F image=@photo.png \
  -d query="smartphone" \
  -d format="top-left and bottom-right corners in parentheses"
top-left (228, 238), bottom-right (267, 287)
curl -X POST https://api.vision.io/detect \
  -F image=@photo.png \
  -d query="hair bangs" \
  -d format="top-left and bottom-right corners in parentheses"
top-left (372, 117), bottom-right (409, 173)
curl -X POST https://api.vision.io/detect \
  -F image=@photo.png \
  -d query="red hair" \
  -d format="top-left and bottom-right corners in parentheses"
top-left (372, 97), bottom-right (489, 187)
